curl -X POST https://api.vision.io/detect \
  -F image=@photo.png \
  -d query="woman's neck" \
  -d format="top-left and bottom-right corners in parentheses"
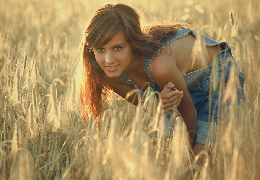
top-left (125, 56), bottom-right (144, 74)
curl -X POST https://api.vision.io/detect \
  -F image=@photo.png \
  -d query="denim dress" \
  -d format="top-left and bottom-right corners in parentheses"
top-left (119, 28), bottom-right (245, 145)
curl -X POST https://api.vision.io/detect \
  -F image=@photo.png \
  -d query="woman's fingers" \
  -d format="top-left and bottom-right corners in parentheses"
top-left (160, 82), bottom-right (184, 112)
top-left (175, 97), bottom-right (182, 107)
top-left (162, 93), bottom-right (183, 107)
top-left (163, 82), bottom-right (176, 93)
top-left (161, 90), bottom-right (183, 103)
top-left (162, 92), bottom-right (183, 111)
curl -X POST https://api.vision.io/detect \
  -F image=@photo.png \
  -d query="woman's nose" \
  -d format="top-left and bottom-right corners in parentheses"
top-left (105, 51), bottom-right (115, 64)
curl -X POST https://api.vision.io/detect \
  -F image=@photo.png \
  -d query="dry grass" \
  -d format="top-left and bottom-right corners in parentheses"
top-left (0, 0), bottom-right (260, 179)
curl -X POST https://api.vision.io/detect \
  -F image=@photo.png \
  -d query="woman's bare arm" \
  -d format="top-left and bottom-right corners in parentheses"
top-left (149, 41), bottom-right (197, 146)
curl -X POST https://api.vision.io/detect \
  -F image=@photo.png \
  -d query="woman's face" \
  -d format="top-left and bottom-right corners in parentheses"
top-left (93, 31), bottom-right (134, 78)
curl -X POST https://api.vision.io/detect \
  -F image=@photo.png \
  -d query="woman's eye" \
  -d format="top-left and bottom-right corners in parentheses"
top-left (114, 46), bottom-right (122, 51)
top-left (96, 48), bottom-right (104, 52)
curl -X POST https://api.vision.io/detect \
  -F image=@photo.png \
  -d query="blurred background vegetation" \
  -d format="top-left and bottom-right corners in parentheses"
top-left (0, 0), bottom-right (259, 179)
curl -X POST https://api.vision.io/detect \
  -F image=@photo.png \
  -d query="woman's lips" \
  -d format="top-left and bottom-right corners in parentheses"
top-left (105, 65), bottom-right (120, 72)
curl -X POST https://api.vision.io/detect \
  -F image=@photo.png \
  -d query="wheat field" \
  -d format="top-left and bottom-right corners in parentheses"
top-left (0, 0), bottom-right (259, 179)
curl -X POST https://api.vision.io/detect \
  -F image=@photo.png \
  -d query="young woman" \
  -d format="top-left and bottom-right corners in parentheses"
top-left (80, 3), bottom-right (245, 154)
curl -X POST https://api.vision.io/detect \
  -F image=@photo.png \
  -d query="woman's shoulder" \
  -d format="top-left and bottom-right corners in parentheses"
top-left (166, 31), bottom-right (197, 50)
top-left (143, 27), bottom-right (198, 82)
top-left (150, 32), bottom-right (199, 76)
top-left (156, 32), bottom-right (197, 63)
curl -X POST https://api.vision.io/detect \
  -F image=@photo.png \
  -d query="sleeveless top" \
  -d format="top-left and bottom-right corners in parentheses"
top-left (118, 27), bottom-right (245, 123)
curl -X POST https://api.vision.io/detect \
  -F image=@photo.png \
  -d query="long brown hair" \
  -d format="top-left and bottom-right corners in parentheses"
top-left (80, 3), bottom-right (190, 120)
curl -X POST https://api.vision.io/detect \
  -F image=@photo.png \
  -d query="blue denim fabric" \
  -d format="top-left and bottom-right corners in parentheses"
top-left (120, 28), bottom-right (245, 145)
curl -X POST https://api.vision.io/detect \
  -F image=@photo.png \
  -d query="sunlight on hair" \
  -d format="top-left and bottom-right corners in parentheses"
top-left (0, 0), bottom-right (259, 179)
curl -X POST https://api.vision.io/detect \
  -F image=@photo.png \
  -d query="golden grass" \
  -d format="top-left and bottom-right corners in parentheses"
top-left (0, 0), bottom-right (260, 179)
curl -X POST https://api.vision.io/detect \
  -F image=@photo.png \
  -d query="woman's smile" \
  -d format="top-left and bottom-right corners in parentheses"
top-left (104, 65), bottom-right (120, 72)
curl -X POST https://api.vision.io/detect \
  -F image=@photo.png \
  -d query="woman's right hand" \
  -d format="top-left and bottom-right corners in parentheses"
top-left (160, 82), bottom-right (183, 112)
